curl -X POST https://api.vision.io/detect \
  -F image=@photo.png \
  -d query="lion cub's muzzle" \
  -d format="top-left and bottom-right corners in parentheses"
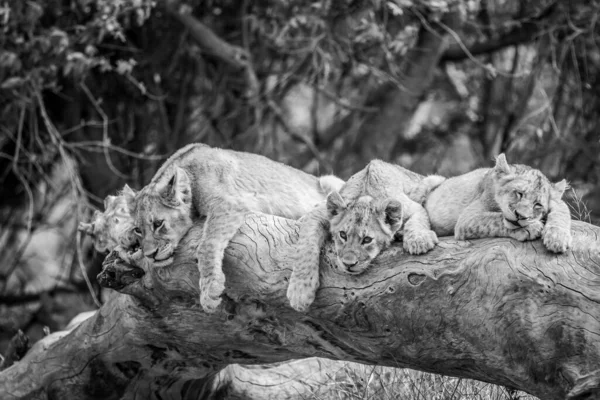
top-left (336, 252), bottom-right (370, 275)
top-left (143, 243), bottom-right (174, 267)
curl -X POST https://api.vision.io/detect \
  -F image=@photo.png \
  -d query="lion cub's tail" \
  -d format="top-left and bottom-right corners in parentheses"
top-left (413, 175), bottom-right (446, 204)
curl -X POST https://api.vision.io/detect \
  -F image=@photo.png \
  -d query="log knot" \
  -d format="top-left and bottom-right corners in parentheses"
top-left (407, 272), bottom-right (426, 286)
top-left (98, 250), bottom-right (146, 290)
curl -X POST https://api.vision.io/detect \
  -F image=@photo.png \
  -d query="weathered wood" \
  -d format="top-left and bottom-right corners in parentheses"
top-left (1, 215), bottom-right (599, 400)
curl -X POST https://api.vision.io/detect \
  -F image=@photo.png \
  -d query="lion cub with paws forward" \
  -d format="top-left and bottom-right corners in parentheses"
top-left (133, 143), bottom-right (343, 313)
top-left (287, 160), bottom-right (444, 312)
top-left (425, 153), bottom-right (572, 253)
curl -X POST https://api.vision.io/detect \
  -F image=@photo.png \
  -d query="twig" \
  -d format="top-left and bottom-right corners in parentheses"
top-left (80, 82), bottom-right (129, 179)
top-left (429, 14), bottom-right (531, 78)
top-left (65, 141), bottom-right (168, 160)
top-left (76, 230), bottom-right (102, 308)
top-left (165, 0), bottom-right (249, 69)
top-left (12, 105), bottom-right (34, 234)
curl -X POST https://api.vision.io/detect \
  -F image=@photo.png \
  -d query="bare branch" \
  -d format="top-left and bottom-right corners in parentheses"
top-left (441, 22), bottom-right (540, 62)
top-left (164, 0), bottom-right (249, 69)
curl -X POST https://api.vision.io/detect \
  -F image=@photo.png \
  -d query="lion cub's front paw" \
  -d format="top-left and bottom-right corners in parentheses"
top-left (509, 220), bottom-right (543, 241)
top-left (403, 229), bottom-right (438, 255)
top-left (199, 273), bottom-right (226, 313)
top-left (286, 279), bottom-right (316, 313)
top-left (542, 225), bottom-right (572, 253)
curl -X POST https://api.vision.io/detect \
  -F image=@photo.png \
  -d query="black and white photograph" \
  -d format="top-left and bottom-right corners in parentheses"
top-left (0, 0), bottom-right (599, 399)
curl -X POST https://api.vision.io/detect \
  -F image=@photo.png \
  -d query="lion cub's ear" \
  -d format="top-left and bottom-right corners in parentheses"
top-left (494, 153), bottom-right (512, 175)
top-left (164, 167), bottom-right (192, 204)
top-left (552, 179), bottom-right (569, 199)
top-left (78, 221), bottom-right (94, 235)
top-left (103, 195), bottom-right (116, 211)
top-left (326, 191), bottom-right (347, 217)
top-left (121, 184), bottom-right (137, 198)
top-left (379, 198), bottom-right (403, 234)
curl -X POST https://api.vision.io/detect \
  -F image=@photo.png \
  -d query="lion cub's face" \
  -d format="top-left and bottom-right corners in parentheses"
top-left (79, 185), bottom-right (138, 253)
top-left (493, 154), bottom-right (567, 229)
top-left (326, 192), bottom-right (403, 275)
top-left (134, 167), bottom-right (193, 266)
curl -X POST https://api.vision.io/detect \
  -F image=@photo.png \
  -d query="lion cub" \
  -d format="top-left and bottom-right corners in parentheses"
top-left (133, 143), bottom-right (343, 313)
top-left (425, 154), bottom-right (572, 253)
top-left (79, 184), bottom-right (138, 254)
top-left (287, 160), bottom-right (444, 311)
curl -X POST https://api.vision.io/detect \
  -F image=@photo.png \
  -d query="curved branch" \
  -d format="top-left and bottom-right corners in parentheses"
top-left (441, 22), bottom-right (540, 62)
top-left (1, 216), bottom-right (599, 400)
top-left (164, 0), bottom-right (249, 69)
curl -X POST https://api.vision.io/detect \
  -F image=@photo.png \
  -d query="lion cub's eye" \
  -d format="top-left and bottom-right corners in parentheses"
top-left (514, 190), bottom-right (523, 199)
top-left (362, 236), bottom-right (373, 244)
top-left (339, 231), bottom-right (347, 240)
top-left (133, 227), bottom-right (142, 236)
top-left (153, 220), bottom-right (164, 230)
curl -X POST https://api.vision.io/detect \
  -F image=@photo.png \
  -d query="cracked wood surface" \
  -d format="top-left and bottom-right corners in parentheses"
top-left (1, 214), bottom-right (599, 400)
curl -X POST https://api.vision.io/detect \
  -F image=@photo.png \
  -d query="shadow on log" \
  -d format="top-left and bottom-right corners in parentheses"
top-left (1, 215), bottom-right (599, 400)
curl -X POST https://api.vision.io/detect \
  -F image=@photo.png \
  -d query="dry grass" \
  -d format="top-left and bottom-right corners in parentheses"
top-left (566, 187), bottom-right (593, 223)
top-left (306, 364), bottom-right (538, 400)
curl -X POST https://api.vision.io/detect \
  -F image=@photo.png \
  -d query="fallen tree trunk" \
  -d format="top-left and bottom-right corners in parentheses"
top-left (1, 215), bottom-right (599, 400)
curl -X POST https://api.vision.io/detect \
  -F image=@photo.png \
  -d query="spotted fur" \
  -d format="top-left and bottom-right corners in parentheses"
top-left (133, 143), bottom-right (344, 313)
top-left (425, 154), bottom-right (572, 252)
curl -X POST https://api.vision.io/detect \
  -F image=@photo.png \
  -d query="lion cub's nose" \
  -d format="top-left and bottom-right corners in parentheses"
top-left (144, 248), bottom-right (158, 259)
top-left (343, 260), bottom-right (358, 270)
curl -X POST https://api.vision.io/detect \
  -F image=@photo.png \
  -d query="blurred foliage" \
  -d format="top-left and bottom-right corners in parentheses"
top-left (0, 0), bottom-right (467, 206)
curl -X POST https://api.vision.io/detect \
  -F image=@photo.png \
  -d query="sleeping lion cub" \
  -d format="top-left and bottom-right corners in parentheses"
top-left (425, 154), bottom-right (572, 253)
top-left (133, 143), bottom-right (343, 313)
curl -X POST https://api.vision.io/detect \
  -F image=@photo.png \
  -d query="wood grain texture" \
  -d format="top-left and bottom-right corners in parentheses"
top-left (1, 215), bottom-right (599, 400)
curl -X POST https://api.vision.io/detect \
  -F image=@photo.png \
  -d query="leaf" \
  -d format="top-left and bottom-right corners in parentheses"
top-left (116, 59), bottom-right (137, 75)
top-left (1, 77), bottom-right (25, 89)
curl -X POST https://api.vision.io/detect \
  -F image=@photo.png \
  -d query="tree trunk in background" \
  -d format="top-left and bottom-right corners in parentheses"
top-left (1, 214), bottom-right (599, 400)
top-left (332, 12), bottom-right (461, 172)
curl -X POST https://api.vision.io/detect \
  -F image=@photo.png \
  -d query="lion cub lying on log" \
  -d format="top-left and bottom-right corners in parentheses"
top-left (425, 154), bottom-right (572, 253)
top-left (287, 160), bottom-right (444, 311)
top-left (133, 143), bottom-right (343, 313)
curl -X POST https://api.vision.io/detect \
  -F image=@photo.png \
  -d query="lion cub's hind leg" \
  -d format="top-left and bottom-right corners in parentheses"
top-left (197, 207), bottom-right (248, 313)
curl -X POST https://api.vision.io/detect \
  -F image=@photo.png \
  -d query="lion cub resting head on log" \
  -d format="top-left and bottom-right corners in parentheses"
top-left (133, 143), bottom-right (343, 313)
top-left (326, 161), bottom-right (444, 269)
top-left (326, 193), bottom-right (404, 275)
top-left (425, 154), bottom-right (571, 253)
top-left (287, 160), bottom-right (444, 311)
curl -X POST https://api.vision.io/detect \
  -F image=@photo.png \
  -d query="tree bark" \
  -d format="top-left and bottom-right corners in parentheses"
top-left (1, 215), bottom-right (599, 400)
